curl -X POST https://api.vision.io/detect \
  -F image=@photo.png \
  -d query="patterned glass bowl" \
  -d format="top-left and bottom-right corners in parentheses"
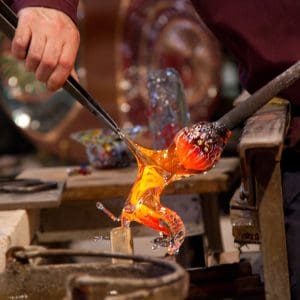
top-left (71, 126), bottom-right (146, 169)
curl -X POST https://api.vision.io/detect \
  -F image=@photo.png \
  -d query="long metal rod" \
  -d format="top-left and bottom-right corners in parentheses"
top-left (63, 76), bottom-right (121, 135)
top-left (217, 61), bottom-right (300, 130)
top-left (0, 0), bottom-right (121, 136)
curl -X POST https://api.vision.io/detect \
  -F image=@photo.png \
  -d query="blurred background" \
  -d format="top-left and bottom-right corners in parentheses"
top-left (0, 0), bottom-right (241, 175)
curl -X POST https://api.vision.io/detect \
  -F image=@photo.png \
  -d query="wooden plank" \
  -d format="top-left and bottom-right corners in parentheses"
top-left (202, 194), bottom-right (223, 259)
top-left (238, 99), bottom-right (289, 208)
top-left (255, 156), bottom-right (290, 300)
top-left (19, 157), bottom-right (239, 202)
top-left (232, 99), bottom-right (291, 300)
top-left (239, 100), bottom-right (289, 153)
top-left (110, 227), bottom-right (133, 264)
top-left (0, 182), bottom-right (64, 210)
top-left (0, 209), bottom-right (40, 272)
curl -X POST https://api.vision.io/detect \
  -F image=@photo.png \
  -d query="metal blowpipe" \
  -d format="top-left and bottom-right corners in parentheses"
top-left (217, 61), bottom-right (300, 130)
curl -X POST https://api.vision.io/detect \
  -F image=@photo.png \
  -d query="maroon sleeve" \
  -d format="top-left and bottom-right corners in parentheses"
top-left (190, 0), bottom-right (300, 101)
top-left (10, 0), bottom-right (79, 25)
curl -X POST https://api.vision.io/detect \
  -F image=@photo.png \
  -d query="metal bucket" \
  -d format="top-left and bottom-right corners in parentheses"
top-left (0, 247), bottom-right (188, 300)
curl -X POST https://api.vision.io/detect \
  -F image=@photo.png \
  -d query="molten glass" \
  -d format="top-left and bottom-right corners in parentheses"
top-left (173, 122), bottom-right (231, 171)
top-left (121, 121), bottom-right (231, 255)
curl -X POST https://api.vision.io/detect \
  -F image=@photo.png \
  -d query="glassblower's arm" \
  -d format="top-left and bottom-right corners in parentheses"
top-left (0, 0), bottom-right (122, 136)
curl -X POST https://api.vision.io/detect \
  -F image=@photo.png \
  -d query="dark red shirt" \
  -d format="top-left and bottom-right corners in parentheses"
top-left (191, 0), bottom-right (300, 149)
top-left (6, 0), bottom-right (78, 24)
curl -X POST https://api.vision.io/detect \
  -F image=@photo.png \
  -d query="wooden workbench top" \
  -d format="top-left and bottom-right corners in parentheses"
top-left (19, 157), bottom-right (240, 202)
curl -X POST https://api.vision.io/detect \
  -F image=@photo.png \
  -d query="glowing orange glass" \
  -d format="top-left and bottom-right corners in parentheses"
top-left (121, 121), bottom-right (231, 254)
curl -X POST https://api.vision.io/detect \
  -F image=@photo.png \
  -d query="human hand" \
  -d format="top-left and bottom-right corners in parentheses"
top-left (11, 7), bottom-right (80, 91)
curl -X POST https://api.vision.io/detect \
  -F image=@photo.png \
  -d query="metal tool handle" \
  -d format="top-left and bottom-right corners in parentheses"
top-left (217, 61), bottom-right (300, 130)
top-left (63, 76), bottom-right (121, 135)
top-left (0, 0), bottom-right (121, 135)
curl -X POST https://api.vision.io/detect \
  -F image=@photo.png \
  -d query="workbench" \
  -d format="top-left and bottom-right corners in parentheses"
top-left (16, 157), bottom-right (240, 264)
top-left (230, 99), bottom-right (290, 300)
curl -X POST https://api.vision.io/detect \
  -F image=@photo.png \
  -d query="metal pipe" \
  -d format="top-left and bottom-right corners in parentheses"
top-left (217, 61), bottom-right (300, 130)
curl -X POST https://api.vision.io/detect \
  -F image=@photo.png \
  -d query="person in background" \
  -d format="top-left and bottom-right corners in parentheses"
top-left (190, 1), bottom-right (300, 298)
top-left (5, 0), bottom-right (80, 91)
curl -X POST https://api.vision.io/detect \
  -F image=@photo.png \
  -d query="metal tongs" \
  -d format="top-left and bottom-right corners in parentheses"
top-left (0, 178), bottom-right (57, 193)
top-left (0, 0), bottom-right (122, 137)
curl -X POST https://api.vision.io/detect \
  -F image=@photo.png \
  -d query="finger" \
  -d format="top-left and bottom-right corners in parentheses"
top-left (11, 20), bottom-right (31, 60)
top-left (46, 42), bottom-right (78, 91)
top-left (25, 34), bottom-right (46, 72)
top-left (71, 68), bottom-right (79, 81)
top-left (35, 38), bottom-right (62, 83)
